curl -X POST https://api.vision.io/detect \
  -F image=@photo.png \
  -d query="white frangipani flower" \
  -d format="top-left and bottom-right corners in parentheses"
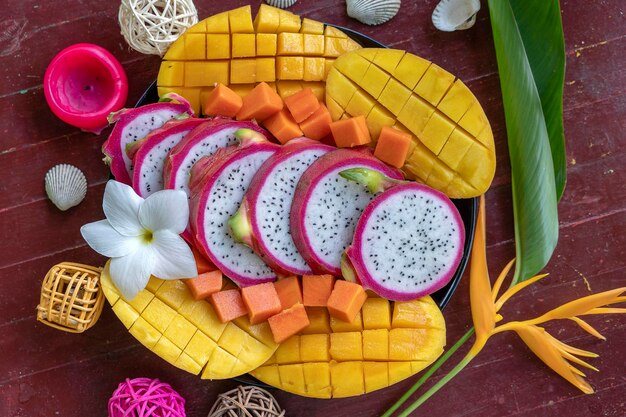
top-left (81, 180), bottom-right (197, 300)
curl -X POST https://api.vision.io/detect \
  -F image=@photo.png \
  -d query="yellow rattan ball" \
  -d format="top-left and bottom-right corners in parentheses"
top-left (36, 262), bottom-right (104, 333)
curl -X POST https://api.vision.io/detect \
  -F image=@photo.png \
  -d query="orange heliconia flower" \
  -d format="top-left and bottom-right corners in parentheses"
top-left (467, 196), bottom-right (625, 393)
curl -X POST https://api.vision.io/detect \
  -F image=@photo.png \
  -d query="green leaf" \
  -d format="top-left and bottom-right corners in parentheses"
top-left (488, 0), bottom-right (561, 284)
top-left (509, 0), bottom-right (567, 200)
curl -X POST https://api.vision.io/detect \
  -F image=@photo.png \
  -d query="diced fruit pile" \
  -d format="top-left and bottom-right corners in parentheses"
top-left (100, 4), bottom-right (497, 398)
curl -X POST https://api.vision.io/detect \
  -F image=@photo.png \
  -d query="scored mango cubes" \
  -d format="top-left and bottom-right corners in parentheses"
top-left (158, 4), bottom-right (361, 104)
top-left (251, 295), bottom-right (446, 399)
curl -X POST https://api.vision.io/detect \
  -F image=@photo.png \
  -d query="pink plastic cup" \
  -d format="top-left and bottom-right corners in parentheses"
top-left (44, 43), bottom-right (128, 134)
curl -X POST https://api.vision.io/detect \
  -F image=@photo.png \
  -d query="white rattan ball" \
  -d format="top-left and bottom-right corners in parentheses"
top-left (119, 0), bottom-right (198, 56)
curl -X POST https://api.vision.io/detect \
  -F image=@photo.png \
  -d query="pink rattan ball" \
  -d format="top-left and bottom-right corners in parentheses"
top-left (108, 378), bottom-right (186, 417)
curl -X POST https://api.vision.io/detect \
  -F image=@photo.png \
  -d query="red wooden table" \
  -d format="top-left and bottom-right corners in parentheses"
top-left (1, 1), bottom-right (624, 416)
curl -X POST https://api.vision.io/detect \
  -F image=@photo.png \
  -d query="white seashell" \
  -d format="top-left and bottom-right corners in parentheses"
top-left (266, 0), bottom-right (297, 9)
top-left (432, 0), bottom-right (480, 32)
top-left (45, 164), bottom-right (87, 211)
top-left (347, 0), bottom-right (401, 26)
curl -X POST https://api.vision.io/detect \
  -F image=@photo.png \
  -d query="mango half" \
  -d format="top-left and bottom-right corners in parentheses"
top-left (250, 296), bottom-right (446, 398)
top-left (157, 5), bottom-right (361, 114)
top-left (326, 48), bottom-right (496, 198)
top-left (100, 262), bottom-right (278, 379)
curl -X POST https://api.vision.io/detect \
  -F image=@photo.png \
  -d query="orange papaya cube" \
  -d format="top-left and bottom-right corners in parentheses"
top-left (274, 276), bottom-right (303, 310)
top-left (373, 126), bottom-right (413, 168)
top-left (184, 270), bottom-right (223, 300)
top-left (241, 282), bottom-right (282, 324)
top-left (191, 245), bottom-right (217, 273)
top-left (236, 82), bottom-right (283, 121)
top-left (330, 115), bottom-right (371, 148)
top-left (268, 303), bottom-right (310, 343)
top-left (326, 280), bottom-right (368, 323)
top-left (202, 83), bottom-right (243, 117)
top-left (299, 103), bottom-right (332, 140)
top-left (283, 88), bottom-right (320, 123)
top-left (302, 274), bottom-right (335, 307)
top-left (263, 109), bottom-right (303, 144)
top-left (209, 289), bottom-right (248, 323)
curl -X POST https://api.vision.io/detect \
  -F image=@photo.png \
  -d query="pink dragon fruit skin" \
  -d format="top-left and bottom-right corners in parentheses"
top-left (230, 138), bottom-right (334, 276)
top-left (163, 119), bottom-right (269, 197)
top-left (344, 182), bottom-right (465, 301)
top-left (190, 141), bottom-right (281, 287)
top-left (102, 94), bottom-right (193, 185)
top-left (290, 149), bottom-right (403, 276)
top-left (131, 118), bottom-right (206, 197)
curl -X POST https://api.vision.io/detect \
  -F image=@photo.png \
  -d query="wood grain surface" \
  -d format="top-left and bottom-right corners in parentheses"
top-left (0, 1), bottom-right (624, 416)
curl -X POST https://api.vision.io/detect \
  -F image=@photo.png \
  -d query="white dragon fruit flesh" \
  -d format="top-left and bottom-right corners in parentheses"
top-left (190, 133), bottom-right (280, 286)
top-left (101, 93), bottom-right (194, 185)
top-left (289, 149), bottom-right (403, 276)
top-left (229, 138), bottom-right (334, 276)
top-left (341, 168), bottom-right (465, 301)
top-left (132, 118), bottom-right (206, 197)
top-left (163, 119), bottom-right (269, 198)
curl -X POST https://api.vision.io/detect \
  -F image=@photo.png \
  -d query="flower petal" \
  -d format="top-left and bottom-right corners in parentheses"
top-left (109, 245), bottom-right (154, 300)
top-left (138, 189), bottom-right (189, 233)
top-left (514, 324), bottom-right (594, 394)
top-left (80, 220), bottom-right (139, 257)
top-left (469, 196), bottom-right (496, 340)
top-left (103, 180), bottom-right (144, 236)
top-left (149, 229), bottom-right (197, 279)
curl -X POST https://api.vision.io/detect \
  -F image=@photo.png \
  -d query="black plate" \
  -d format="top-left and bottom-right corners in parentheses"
top-left (137, 24), bottom-right (477, 386)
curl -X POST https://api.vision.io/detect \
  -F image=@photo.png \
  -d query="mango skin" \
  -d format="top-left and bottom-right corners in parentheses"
top-left (326, 48), bottom-right (496, 198)
top-left (101, 261), bottom-right (278, 380)
top-left (250, 295), bottom-right (446, 398)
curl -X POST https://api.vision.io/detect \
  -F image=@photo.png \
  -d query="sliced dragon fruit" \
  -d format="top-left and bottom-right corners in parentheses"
top-left (290, 149), bottom-right (403, 276)
top-left (229, 138), bottom-right (334, 276)
top-left (340, 168), bottom-right (465, 301)
top-left (190, 133), bottom-right (280, 286)
top-left (102, 93), bottom-right (193, 185)
top-left (163, 119), bottom-right (268, 197)
top-left (132, 118), bottom-right (206, 197)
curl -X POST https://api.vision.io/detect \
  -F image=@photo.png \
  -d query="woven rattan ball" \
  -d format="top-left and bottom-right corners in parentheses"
top-left (109, 378), bottom-right (186, 417)
top-left (119, 0), bottom-right (198, 56)
top-left (36, 262), bottom-right (104, 333)
top-left (208, 386), bottom-right (285, 417)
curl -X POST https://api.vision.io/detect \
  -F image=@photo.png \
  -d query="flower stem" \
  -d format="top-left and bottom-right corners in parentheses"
top-left (396, 353), bottom-right (475, 417)
top-left (380, 327), bottom-right (475, 417)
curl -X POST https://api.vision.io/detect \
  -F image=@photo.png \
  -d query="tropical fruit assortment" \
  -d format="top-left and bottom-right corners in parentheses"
top-left (100, 4), bottom-right (497, 398)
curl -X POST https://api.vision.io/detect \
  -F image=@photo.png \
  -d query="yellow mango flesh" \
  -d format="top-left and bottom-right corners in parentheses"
top-left (158, 5), bottom-right (361, 114)
top-left (250, 295), bottom-right (445, 398)
top-left (101, 262), bottom-right (277, 379)
top-left (326, 48), bottom-right (496, 198)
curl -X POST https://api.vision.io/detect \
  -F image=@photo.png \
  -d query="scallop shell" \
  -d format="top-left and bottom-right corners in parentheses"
top-left (265, 0), bottom-right (297, 9)
top-left (432, 0), bottom-right (480, 32)
top-left (347, 0), bottom-right (401, 26)
top-left (45, 164), bottom-right (87, 211)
